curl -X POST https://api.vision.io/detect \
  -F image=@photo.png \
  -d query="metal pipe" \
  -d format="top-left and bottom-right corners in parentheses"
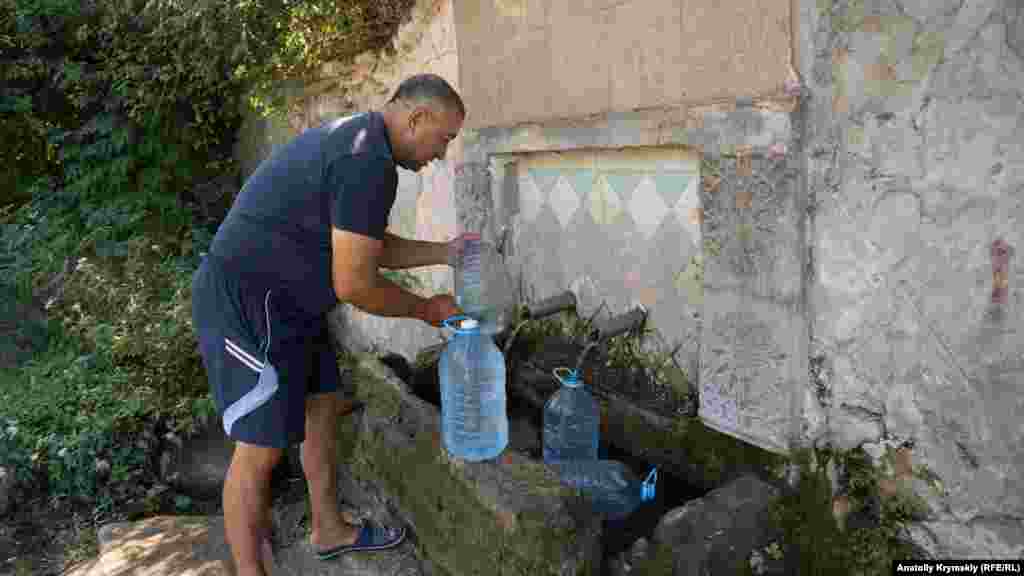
top-left (592, 306), bottom-right (647, 342)
top-left (502, 319), bottom-right (532, 356)
top-left (500, 291), bottom-right (578, 355)
top-left (573, 306), bottom-right (648, 377)
top-left (573, 340), bottom-right (601, 377)
top-left (526, 291), bottom-right (577, 320)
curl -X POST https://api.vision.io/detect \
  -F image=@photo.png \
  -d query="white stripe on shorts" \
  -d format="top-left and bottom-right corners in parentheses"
top-left (222, 290), bottom-right (276, 436)
top-left (225, 338), bottom-right (264, 373)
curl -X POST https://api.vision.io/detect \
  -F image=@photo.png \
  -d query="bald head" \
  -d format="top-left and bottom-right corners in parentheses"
top-left (383, 74), bottom-right (465, 172)
top-left (388, 74), bottom-right (465, 118)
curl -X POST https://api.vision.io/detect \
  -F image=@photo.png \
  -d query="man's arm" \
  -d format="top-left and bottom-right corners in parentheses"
top-left (378, 232), bottom-right (450, 270)
top-left (332, 228), bottom-right (455, 326)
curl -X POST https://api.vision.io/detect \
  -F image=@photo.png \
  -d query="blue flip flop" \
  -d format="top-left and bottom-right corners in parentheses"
top-left (315, 519), bottom-right (407, 561)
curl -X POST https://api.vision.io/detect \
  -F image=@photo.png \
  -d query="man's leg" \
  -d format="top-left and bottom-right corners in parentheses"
top-left (224, 442), bottom-right (282, 575)
top-left (302, 392), bottom-right (361, 549)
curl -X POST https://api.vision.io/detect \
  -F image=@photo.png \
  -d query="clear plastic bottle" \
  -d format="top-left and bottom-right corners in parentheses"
top-left (548, 460), bottom-right (658, 520)
top-left (439, 315), bottom-right (508, 461)
top-left (454, 233), bottom-right (512, 334)
top-left (455, 232), bottom-right (484, 316)
top-left (543, 367), bottom-right (601, 463)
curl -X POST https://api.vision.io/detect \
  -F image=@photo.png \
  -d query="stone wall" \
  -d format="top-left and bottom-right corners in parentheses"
top-left (233, 0), bottom-right (464, 362)
top-left (227, 0), bottom-right (1024, 558)
top-left (799, 0), bottom-right (1024, 559)
top-left (464, 97), bottom-right (803, 456)
top-left (452, 0), bottom-right (797, 128)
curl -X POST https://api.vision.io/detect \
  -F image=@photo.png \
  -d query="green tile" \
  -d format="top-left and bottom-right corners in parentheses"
top-left (528, 168), bottom-right (562, 196)
top-left (653, 172), bottom-right (692, 208)
top-left (566, 169), bottom-right (595, 200)
top-left (603, 172), bottom-right (647, 203)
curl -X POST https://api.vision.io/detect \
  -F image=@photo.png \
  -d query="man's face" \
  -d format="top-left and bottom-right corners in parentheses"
top-left (402, 104), bottom-right (463, 172)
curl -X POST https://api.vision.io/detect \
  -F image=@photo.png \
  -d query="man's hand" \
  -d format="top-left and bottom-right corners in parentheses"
top-left (447, 232), bottom-right (490, 268)
top-left (416, 294), bottom-right (461, 327)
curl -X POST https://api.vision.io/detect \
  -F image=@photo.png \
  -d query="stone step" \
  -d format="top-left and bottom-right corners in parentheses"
top-left (342, 354), bottom-right (604, 576)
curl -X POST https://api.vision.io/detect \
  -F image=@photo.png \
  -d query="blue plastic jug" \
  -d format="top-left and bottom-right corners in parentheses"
top-left (543, 367), bottom-right (601, 463)
top-left (548, 460), bottom-right (658, 520)
top-left (439, 315), bottom-right (508, 461)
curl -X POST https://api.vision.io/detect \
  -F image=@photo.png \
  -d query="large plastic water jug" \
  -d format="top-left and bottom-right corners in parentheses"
top-left (548, 460), bottom-right (657, 520)
top-left (439, 315), bottom-right (508, 461)
top-left (543, 367), bottom-right (600, 463)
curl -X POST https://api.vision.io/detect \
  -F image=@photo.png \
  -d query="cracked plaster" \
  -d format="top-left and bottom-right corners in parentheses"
top-left (805, 0), bottom-right (1024, 558)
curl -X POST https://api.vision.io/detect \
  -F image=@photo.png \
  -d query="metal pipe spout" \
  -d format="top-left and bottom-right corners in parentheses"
top-left (589, 306), bottom-right (647, 343)
top-left (526, 291), bottom-right (577, 320)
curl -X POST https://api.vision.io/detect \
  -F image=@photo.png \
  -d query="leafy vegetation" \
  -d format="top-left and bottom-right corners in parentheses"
top-left (764, 446), bottom-right (931, 575)
top-left (0, 0), bottom-right (416, 570)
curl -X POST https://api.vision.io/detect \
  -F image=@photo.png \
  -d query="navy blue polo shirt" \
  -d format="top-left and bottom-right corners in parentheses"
top-left (207, 111), bottom-right (397, 324)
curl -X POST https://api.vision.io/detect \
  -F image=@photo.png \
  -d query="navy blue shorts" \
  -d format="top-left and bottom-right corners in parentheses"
top-left (191, 256), bottom-right (346, 448)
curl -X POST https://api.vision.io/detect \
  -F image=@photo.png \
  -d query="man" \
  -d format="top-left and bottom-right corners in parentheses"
top-left (191, 74), bottom-right (465, 575)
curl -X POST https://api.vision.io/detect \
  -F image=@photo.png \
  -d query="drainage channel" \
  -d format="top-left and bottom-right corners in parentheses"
top-left (383, 346), bottom-right (706, 573)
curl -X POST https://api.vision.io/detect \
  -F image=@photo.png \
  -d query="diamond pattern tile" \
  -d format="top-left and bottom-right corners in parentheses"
top-left (603, 172), bottom-right (646, 204)
top-left (673, 174), bottom-right (702, 248)
top-left (589, 174), bottom-right (623, 226)
top-left (628, 176), bottom-right (668, 239)
top-left (528, 168), bottom-right (561, 196)
top-left (654, 172), bottom-right (691, 209)
top-left (518, 172), bottom-right (545, 223)
top-left (567, 169), bottom-right (595, 201)
top-left (549, 174), bottom-right (581, 230)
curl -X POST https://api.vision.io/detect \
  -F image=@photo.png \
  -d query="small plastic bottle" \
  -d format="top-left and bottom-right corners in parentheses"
top-left (454, 232), bottom-right (512, 334)
top-left (543, 367), bottom-right (601, 463)
top-left (439, 315), bottom-right (508, 461)
top-left (454, 233), bottom-right (483, 316)
top-left (548, 460), bottom-right (658, 520)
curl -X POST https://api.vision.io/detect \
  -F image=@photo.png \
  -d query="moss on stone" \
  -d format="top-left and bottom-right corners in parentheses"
top-left (911, 31), bottom-right (945, 81)
top-left (633, 541), bottom-right (675, 575)
top-left (604, 397), bottom-right (782, 492)
top-left (341, 355), bottom-right (596, 576)
top-left (766, 446), bottom-right (932, 575)
top-left (835, 0), bottom-right (866, 33)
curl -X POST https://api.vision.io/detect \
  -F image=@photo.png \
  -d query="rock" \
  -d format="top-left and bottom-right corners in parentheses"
top-left (66, 516), bottom-right (234, 576)
top-left (508, 416), bottom-right (541, 457)
top-left (147, 484), bottom-right (170, 499)
top-left (94, 459), bottom-right (111, 481)
top-left (650, 475), bottom-right (781, 576)
top-left (69, 513), bottom-right (429, 576)
top-left (608, 537), bottom-right (650, 576)
top-left (0, 466), bottom-right (12, 516)
top-left (338, 355), bottom-right (604, 576)
top-left (160, 423), bottom-right (235, 499)
top-left (629, 537), bottom-right (649, 563)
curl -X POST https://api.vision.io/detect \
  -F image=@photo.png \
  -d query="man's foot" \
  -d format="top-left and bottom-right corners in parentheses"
top-left (310, 515), bottom-right (362, 552)
top-left (261, 537), bottom-right (276, 572)
top-left (313, 518), bottom-right (406, 561)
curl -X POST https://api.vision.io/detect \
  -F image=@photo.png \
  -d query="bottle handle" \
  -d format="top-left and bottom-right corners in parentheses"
top-left (442, 315), bottom-right (468, 331)
top-left (642, 467), bottom-right (658, 502)
top-left (442, 314), bottom-right (481, 334)
top-left (553, 366), bottom-right (580, 386)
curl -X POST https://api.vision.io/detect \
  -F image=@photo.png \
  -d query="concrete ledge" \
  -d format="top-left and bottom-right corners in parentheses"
top-left (337, 355), bottom-right (603, 576)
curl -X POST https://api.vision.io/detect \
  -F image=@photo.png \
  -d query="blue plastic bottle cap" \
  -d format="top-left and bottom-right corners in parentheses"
top-left (554, 367), bottom-right (581, 387)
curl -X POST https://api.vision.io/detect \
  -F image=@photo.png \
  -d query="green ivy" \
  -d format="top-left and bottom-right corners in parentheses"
top-left (2, 0), bottom-right (416, 207)
top-left (0, 0), bottom-right (416, 522)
